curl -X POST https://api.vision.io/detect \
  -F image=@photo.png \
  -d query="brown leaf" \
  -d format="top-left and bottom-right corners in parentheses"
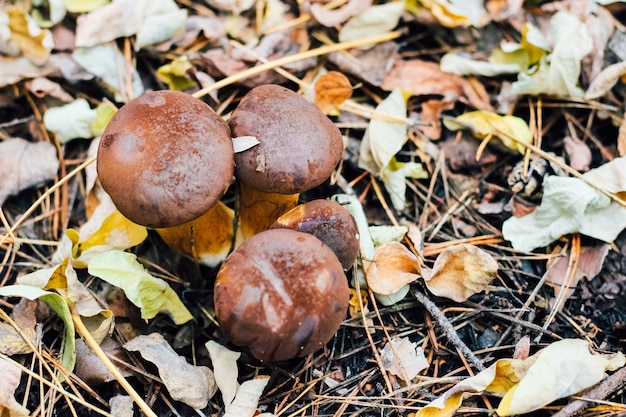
top-left (311, 0), bottom-right (372, 27)
top-left (366, 242), bottom-right (421, 295)
top-left (314, 71), bottom-right (353, 114)
top-left (563, 136), bottom-right (592, 172)
top-left (381, 60), bottom-right (493, 110)
top-left (423, 244), bottom-right (498, 302)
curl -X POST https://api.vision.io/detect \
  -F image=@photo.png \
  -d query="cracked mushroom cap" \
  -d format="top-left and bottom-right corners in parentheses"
top-left (214, 228), bottom-right (349, 362)
top-left (229, 84), bottom-right (344, 194)
top-left (97, 90), bottom-right (234, 228)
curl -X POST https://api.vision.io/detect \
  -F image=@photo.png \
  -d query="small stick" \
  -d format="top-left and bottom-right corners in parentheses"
top-left (70, 306), bottom-right (158, 417)
top-left (551, 365), bottom-right (626, 417)
top-left (411, 288), bottom-right (485, 372)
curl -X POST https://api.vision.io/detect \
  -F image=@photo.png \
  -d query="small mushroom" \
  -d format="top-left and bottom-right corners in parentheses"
top-left (97, 90), bottom-right (234, 228)
top-left (214, 228), bottom-right (349, 362)
top-left (230, 84), bottom-right (344, 240)
top-left (270, 199), bottom-right (360, 270)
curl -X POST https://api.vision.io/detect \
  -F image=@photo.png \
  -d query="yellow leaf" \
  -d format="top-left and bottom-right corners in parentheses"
top-left (314, 71), bottom-right (353, 115)
top-left (75, 210), bottom-right (148, 259)
top-left (156, 57), bottom-right (197, 91)
top-left (7, 6), bottom-right (52, 65)
top-left (422, 244), bottom-right (497, 302)
top-left (444, 110), bottom-right (531, 154)
top-left (64, 0), bottom-right (110, 13)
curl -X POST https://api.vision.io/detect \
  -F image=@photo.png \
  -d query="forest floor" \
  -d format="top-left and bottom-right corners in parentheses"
top-left (1, 1), bottom-right (626, 416)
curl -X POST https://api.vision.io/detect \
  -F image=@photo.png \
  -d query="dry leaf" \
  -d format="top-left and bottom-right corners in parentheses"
top-left (366, 242), bottom-right (421, 295)
top-left (380, 337), bottom-right (429, 381)
top-left (0, 138), bottom-right (58, 205)
top-left (338, 1), bottom-right (405, 45)
top-left (417, 339), bottom-right (625, 417)
top-left (125, 333), bottom-right (216, 409)
top-left (584, 61), bottom-right (626, 100)
top-left (206, 341), bottom-right (240, 409)
top-left (544, 244), bottom-right (610, 300)
top-left (311, 0), bottom-right (372, 26)
top-left (314, 71), bottom-right (353, 114)
top-left (0, 358), bottom-right (30, 417)
top-left (563, 135), bottom-right (592, 172)
top-left (423, 244), bottom-right (498, 302)
top-left (109, 395), bottom-right (133, 417)
top-left (381, 59), bottom-right (493, 110)
top-left (3, 6), bottom-right (54, 65)
top-left (619, 113), bottom-right (626, 157)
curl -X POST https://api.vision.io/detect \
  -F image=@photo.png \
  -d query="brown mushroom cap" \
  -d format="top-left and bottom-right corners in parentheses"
top-left (97, 90), bottom-right (234, 228)
top-left (214, 228), bottom-right (349, 362)
top-left (230, 84), bottom-right (343, 194)
top-left (270, 199), bottom-right (360, 270)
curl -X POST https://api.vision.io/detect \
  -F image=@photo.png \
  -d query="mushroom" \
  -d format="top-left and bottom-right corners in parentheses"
top-left (214, 228), bottom-right (349, 362)
top-left (229, 84), bottom-right (344, 241)
top-left (97, 90), bottom-right (235, 264)
top-left (270, 199), bottom-right (360, 270)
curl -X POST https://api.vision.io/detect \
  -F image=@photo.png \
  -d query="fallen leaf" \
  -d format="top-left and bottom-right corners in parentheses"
top-left (3, 6), bottom-right (54, 65)
top-left (619, 113), bottom-right (626, 157)
top-left (65, 0), bottom-right (111, 13)
top-left (563, 136), bottom-right (592, 172)
top-left (440, 53), bottom-right (521, 77)
top-left (381, 59), bottom-right (493, 110)
top-left (88, 250), bottom-right (193, 324)
top-left (366, 242), bottom-right (421, 295)
top-left (232, 136), bottom-right (260, 153)
top-left (417, 339), bottom-right (625, 417)
top-left (72, 45), bottom-right (145, 101)
top-left (512, 11), bottom-right (593, 97)
top-left (206, 341), bottom-right (240, 409)
top-left (0, 56), bottom-right (59, 87)
top-left (544, 244), bottom-right (610, 300)
top-left (75, 0), bottom-right (187, 49)
top-left (0, 138), bottom-right (58, 206)
top-left (502, 157), bottom-right (626, 251)
top-left (584, 61), bottom-right (626, 99)
top-left (339, 1), bottom-right (405, 45)
top-left (156, 57), bottom-right (197, 91)
top-left (422, 244), bottom-right (498, 302)
top-left (125, 334), bottom-right (216, 409)
top-left (204, 0), bottom-right (255, 13)
top-left (43, 98), bottom-right (98, 143)
top-left (311, 0), bottom-right (372, 27)
top-left (314, 71), bottom-right (353, 114)
top-left (0, 357), bottom-right (30, 417)
top-left (369, 225), bottom-right (409, 246)
top-left (443, 110), bottom-right (532, 154)
top-left (0, 285), bottom-right (76, 371)
top-left (328, 41), bottom-right (398, 86)
top-left (25, 77), bottom-right (74, 101)
top-left (380, 337), bottom-right (429, 381)
top-left (108, 395), bottom-right (133, 417)
top-left (426, 0), bottom-right (490, 27)
top-left (223, 377), bottom-right (273, 417)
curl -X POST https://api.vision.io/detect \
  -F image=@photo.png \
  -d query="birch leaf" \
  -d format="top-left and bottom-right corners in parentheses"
top-left (0, 358), bottom-right (30, 417)
top-left (502, 157), bottom-right (626, 251)
top-left (125, 334), bottom-right (216, 409)
top-left (43, 98), bottom-right (98, 143)
top-left (0, 285), bottom-right (75, 371)
top-left (88, 250), bottom-right (193, 324)
top-left (339, 1), bottom-right (405, 45)
top-left (422, 244), bottom-right (498, 302)
top-left (0, 138), bottom-right (58, 206)
top-left (512, 11), bottom-right (593, 97)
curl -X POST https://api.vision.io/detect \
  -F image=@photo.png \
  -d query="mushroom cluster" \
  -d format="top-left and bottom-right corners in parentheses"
top-left (96, 85), bottom-right (356, 361)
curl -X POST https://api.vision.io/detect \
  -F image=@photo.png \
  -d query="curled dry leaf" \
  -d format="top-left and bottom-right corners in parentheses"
top-left (584, 61), bottom-right (626, 100)
top-left (380, 337), bottom-right (429, 381)
top-left (124, 333), bottom-right (216, 410)
top-left (366, 242), bottom-right (421, 295)
top-left (0, 358), bottom-right (30, 417)
top-left (422, 244), bottom-right (498, 302)
top-left (311, 0), bottom-right (372, 27)
top-left (314, 71), bottom-right (353, 114)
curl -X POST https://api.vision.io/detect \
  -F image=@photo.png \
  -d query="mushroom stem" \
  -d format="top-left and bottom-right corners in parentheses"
top-left (156, 200), bottom-right (235, 267)
top-left (235, 182), bottom-right (299, 242)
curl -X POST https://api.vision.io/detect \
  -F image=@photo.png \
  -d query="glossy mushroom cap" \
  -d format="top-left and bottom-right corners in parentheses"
top-left (270, 199), bottom-right (360, 270)
top-left (230, 84), bottom-right (343, 194)
top-left (214, 228), bottom-right (349, 362)
top-left (97, 90), bottom-right (234, 228)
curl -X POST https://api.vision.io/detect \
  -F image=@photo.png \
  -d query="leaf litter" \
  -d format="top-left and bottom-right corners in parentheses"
top-left (2, 1), bottom-right (626, 416)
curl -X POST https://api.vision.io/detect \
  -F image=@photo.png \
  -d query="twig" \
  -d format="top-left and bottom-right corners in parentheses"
top-left (411, 288), bottom-right (485, 372)
top-left (70, 306), bottom-right (158, 417)
top-left (551, 365), bottom-right (626, 417)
